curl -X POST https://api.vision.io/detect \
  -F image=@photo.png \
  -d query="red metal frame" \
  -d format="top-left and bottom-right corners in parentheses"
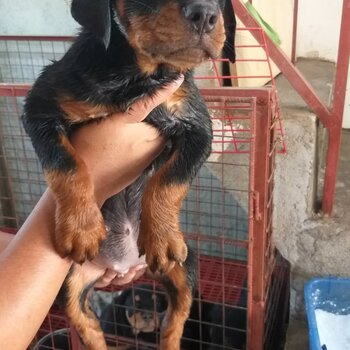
top-left (0, 35), bottom-right (73, 42)
top-left (0, 82), bottom-right (284, 350)
top-left (200, 87), bottom-right (279, 350)
top-left (232, 0), bottom-right (350, 215)
top-left (1, 1), bottom-right (348, 214)
top-left (2, 0), bottom-right (347, 344)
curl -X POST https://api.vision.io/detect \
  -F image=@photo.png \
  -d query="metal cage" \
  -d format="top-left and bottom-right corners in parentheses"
top-left (0, 28), bottom-right (290, 350)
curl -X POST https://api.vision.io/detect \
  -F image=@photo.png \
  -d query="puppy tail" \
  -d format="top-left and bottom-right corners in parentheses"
top-left (157, 247), bottom-right (197, 350)
top-left (61, 266), bottom-right (108, 350)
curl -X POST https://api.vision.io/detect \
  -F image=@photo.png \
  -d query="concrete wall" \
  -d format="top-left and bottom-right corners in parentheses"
top-left (274, 111), bottom-right (350, 316)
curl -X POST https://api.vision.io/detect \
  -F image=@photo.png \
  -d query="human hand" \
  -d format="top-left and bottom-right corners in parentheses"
top-left (71, 76), bottom-right (184, 205)
top-left (96, 265), bottom-right (147, 287)
top-left (81, 260), bottom-right (147, 288)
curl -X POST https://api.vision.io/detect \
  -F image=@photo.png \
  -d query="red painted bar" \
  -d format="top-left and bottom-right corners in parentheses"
top-left (322, 0), bottom-right (350, 214)
top-left (232, 0), bottom-right (350, 215)
top-left (0, 84), bottom-right (31, 96)
top-left (0, 35), bottom-right (73, 41)
top-left (196, 87), bottom-right (276, 350)
top-left (248, 89), bottom-right (272, 350)
top-left (232, 0), bottom-right (333, 129)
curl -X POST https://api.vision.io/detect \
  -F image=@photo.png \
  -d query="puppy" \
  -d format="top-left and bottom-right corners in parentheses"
top-left (23, 0), bottom-right (236, 349)
top-left (100, 284), bottom-right (168, 343)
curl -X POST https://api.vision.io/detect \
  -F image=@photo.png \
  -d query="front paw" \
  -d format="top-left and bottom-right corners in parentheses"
top-left (54, 204), bottom-right (106, 264)
top-left (138, 231), bottom-right (187, 274)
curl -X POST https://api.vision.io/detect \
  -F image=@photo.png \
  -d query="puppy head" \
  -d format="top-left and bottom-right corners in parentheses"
top-left (71, 0), bottom-right (236, 73)
top-left (124, 286), bottom-right (167, 333)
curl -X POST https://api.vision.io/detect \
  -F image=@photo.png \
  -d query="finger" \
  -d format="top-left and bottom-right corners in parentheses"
top-left (112, 265), bottom-right (147, 286)
top-left (113, 271), bottom-right (137, 286)
top-left (94, 269), bottom-right (118, 288)
top-left (133, 267), bottom-right (147, 281)
top-left (125, 75), bottom-right (184, 122)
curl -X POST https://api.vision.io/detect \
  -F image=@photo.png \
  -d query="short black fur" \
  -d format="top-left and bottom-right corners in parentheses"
top-left (23, 0), bottom-right (236, 348)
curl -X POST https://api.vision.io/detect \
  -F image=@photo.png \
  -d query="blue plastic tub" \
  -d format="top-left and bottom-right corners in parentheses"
top-left (305, 277), bottom-right (350, 350)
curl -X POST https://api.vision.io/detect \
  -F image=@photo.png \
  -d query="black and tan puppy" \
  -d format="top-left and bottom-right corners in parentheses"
top-left (100, 284), bottom-right (168, 343)
top-left (23, 0), bottom-right (236, 349)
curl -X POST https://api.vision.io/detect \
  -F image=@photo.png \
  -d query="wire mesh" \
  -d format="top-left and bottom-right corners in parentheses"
top-left (0, 29), bottom-right (290, 350)
top-left (0, 29), bottom-right (286, 154)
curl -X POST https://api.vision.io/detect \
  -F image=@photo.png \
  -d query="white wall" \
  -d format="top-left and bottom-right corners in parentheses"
top-left (296, 0), bottom-right (342, 61)
top-left (296, 0), bottom-right (350, 128)
top-left (0, 0), bottom-right (78, 36)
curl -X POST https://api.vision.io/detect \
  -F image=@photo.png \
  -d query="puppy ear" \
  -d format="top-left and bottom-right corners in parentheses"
top-left (71, 0), bottom-right (111, 49)
top-left (223, 0), bottom-right (236, 63)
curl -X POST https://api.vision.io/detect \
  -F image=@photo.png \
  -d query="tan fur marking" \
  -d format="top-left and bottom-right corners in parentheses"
top-left (159, 265), bottom-right (193, 350)
top-left (164, 84), bottom-right (188, 115)
top-left (126, 311), bottom-right (159, 333)
top-left (45, 135), bottom-right (106, 263)
top-left (138, 157), bottom-right (189, 273)
top-left (59, 99), bottom-right (116, 124)
top-left (127, 3), bottom-right (226, 74)
top-left (66, 267), bottom-right (108, 350)
top-left (136, 54), bottom-right (159, 76)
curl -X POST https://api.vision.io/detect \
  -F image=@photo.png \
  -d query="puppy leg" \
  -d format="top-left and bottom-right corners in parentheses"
top-left (158, 248), bottom-right (196, 350)
top-left (138, 165), bottom-right (189, 274)
top-left (138, 109), bottom-right (212, 274)
top-left (22, 114), bottom-right (105, 263)
top-left (64, 266), bottom-right (108, 350)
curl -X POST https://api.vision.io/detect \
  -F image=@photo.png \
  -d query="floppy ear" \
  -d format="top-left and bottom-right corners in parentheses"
top-left (71, 0), bottom-right (111, 49)
top-left (222, 0), bottom-right (236, 63)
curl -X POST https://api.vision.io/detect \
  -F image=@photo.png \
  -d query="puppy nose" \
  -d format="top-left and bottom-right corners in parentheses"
top-left (182, 3), bottom-right (219, 34)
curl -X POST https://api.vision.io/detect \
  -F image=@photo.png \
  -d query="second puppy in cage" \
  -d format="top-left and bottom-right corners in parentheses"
top-left (22, 0), bottom-right (236, 349)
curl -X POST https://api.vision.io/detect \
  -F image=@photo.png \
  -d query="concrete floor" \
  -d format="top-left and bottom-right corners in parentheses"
top-left (276, 58), bottom-right (335, 110)
top-left (273, 59), bottom-right (350, 350)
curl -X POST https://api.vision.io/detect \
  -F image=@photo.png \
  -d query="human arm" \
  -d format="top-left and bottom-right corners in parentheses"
top-left (0, 77), bottom-right (184, 350)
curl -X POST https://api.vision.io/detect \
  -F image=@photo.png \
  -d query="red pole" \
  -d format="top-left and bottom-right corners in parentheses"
top-left (248, 89), bottom-right (273, 350)
top-left (322, 0), bottom-right (350, 215)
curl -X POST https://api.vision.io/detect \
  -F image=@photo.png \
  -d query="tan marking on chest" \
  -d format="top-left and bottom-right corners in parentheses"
top-left (164, 85), bottom-right (188, 116)
top-left (59, 99), bottom-right (118, 124)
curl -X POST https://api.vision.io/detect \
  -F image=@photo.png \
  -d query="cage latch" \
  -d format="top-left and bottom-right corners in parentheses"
top-left (253, 191), bottom-right (262, 221)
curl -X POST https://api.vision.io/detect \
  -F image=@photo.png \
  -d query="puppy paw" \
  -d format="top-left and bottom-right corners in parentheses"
top-left (138, 230), bottom-right (187, 274)
top-left (54, 203), bottom-right (106, 263)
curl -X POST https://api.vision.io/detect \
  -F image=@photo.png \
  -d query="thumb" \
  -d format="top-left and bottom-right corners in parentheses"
top-left (126, 75), bottom-right (185, 122)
